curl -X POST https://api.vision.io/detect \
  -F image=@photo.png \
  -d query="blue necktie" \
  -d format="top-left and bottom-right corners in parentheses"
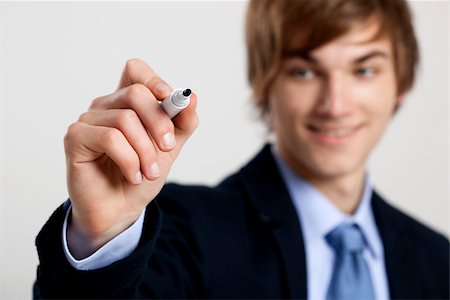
top-left (325, 223), bottom-right (375, 300)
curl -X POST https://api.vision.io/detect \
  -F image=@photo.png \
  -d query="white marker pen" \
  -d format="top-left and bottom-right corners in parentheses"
top-left (160, 88), bottom-right (191, 118)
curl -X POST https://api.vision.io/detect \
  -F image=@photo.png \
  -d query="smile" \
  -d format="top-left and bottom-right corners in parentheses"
top-left (307, 124), bottom-right (361, 143)
top-left (317, 127), bottom-right (357, 136)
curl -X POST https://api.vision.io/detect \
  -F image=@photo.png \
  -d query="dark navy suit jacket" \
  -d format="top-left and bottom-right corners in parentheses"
top-left (35, 144), bottom-right (449, 299)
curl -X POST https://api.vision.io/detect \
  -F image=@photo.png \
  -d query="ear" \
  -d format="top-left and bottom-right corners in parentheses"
top-left (393, 94), bottom-right (406, 114)
top-left (396, 94), bottom-right (406, 106)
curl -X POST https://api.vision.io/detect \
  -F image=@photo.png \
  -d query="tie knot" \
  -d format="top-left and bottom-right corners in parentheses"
top-left (326, 223), bottom-right (365, 254)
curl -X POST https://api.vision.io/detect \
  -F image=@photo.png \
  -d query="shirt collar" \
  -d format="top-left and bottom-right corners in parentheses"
top-left (270, 144), bottom-right (383, 259)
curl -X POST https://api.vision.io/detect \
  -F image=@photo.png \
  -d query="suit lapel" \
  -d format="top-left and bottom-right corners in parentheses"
top-left (235, 145), bottom-right (426, 299)
top-left (237, 144), bottom-right (307, 299)
top-left (371, 192), bottom-right (424, 299)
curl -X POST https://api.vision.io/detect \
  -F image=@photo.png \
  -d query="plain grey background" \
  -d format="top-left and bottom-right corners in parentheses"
top-left (0, 1), bottom-right (448, 299)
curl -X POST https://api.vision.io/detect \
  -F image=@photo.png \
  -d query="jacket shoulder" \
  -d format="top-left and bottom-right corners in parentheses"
top-left (372, 191), bottom-right (449, 289)
top-left (373, 192), bottom-right (449, 249)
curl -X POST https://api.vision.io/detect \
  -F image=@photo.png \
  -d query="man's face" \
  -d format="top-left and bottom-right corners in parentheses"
top-left (269, 21), bottom-right (402, 181)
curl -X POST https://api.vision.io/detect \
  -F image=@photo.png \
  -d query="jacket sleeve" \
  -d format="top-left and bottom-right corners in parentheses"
top-left (34, 187), bottom-right (206, 299)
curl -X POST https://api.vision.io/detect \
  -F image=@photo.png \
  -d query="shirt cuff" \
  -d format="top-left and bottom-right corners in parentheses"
top-left (62, 205), bottom-right (146, 271)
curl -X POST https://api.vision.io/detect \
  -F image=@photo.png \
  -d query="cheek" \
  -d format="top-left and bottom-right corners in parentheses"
top-left (355, 76), bottom-right (398, 119)
top-left (271, 96), bottom-right (302, 136)
top-left (271, 83), bottom-right (317, 121)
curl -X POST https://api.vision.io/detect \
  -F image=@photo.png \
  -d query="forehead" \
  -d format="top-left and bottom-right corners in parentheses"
top-left (316, 22), bottom-right (392, 60)
top-left (285, 18), bottom-right (392, 61)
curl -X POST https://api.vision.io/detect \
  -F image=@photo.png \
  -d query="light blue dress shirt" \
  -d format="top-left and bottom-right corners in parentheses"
top-left (62, 205), bottom-right (146, 270)
top-left (271, 145), bottom-right (390, 300)
top-left (63, 144), bottom-right (390, 300)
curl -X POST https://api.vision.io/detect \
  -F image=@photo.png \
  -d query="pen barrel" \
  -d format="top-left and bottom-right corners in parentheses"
top-left (161, 88), bottom-right (191, 119)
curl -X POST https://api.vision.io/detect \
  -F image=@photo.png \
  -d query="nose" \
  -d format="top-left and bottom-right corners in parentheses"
top-left (316, 73), bottom-right (352, 117)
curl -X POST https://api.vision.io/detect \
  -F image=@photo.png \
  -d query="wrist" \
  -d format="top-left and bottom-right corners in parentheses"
top-left (67, 208), bottom-right (141, 259)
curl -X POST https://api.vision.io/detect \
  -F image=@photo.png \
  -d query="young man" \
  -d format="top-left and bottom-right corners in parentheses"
top-left (35, 0), bottom-right (449, 299)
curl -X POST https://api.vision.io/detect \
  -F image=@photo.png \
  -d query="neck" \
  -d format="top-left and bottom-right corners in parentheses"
top-left (307, 172), bottom-right (366, 215)
top-left (278, 147), bottom-right (366, 215)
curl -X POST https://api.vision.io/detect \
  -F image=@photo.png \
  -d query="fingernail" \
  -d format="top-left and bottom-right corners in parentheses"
top-left (149, 162), bottom-right (160, 177)
top-left (135, 171), bottom-right (143, 183)
top-left (162, 132), bottom-right (176, 149)
top-left (156, 83), bottom-right (171, 94)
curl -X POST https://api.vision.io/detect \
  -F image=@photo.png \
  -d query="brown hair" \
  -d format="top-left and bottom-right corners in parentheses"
top-left (246, 0), bottom-right (419, 120)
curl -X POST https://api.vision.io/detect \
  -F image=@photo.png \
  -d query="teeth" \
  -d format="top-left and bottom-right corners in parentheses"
top-left (318, 128), bottom-right (353, 137)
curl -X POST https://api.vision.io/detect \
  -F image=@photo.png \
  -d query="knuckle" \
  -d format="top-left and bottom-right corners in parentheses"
top-left (125, 84), bottom-right (150, 106)
top-left (78, 111), bottom-right (90, 122)
top-left (89, 96), bottom-right (103, 109)
top-left (64, 122), bottom-right (83, 148)
top-left (100, 127), bottom-right (122, 146)
top-left (116, 109), bottom-right (138, 127)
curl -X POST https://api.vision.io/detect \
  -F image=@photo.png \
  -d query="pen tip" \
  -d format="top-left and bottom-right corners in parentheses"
top-left (182, 89), bottom-right (192, 97)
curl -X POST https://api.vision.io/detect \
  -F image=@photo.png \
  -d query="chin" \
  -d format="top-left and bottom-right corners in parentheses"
top-left (281, 142), bottom-right (365, 180)
top-left (313, 168), bottom-right (353, 180)
top-left (307, 159), bottom-right (363, 180)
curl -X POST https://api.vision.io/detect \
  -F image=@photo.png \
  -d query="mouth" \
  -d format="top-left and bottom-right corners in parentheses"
top-left (307, 124), bottom-right (362, 144)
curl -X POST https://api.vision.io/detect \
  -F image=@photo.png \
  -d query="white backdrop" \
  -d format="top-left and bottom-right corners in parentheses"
top-left (0, 1), bottom-right (448, 299)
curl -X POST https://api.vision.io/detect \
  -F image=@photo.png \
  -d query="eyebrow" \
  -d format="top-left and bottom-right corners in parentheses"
top-left (354, 51), bottom-right (388, 64)
top-left (284, 50), bottom-right (388, 65)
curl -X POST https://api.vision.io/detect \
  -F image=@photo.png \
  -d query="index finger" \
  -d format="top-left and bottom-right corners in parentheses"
top-left (117, 58), bottom-right (172, 100)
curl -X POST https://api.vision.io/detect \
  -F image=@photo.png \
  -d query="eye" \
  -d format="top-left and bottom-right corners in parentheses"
top-left (354, 67), bottom-right (376, 78)
top-left (290, 68), bottom-right (316, 79)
